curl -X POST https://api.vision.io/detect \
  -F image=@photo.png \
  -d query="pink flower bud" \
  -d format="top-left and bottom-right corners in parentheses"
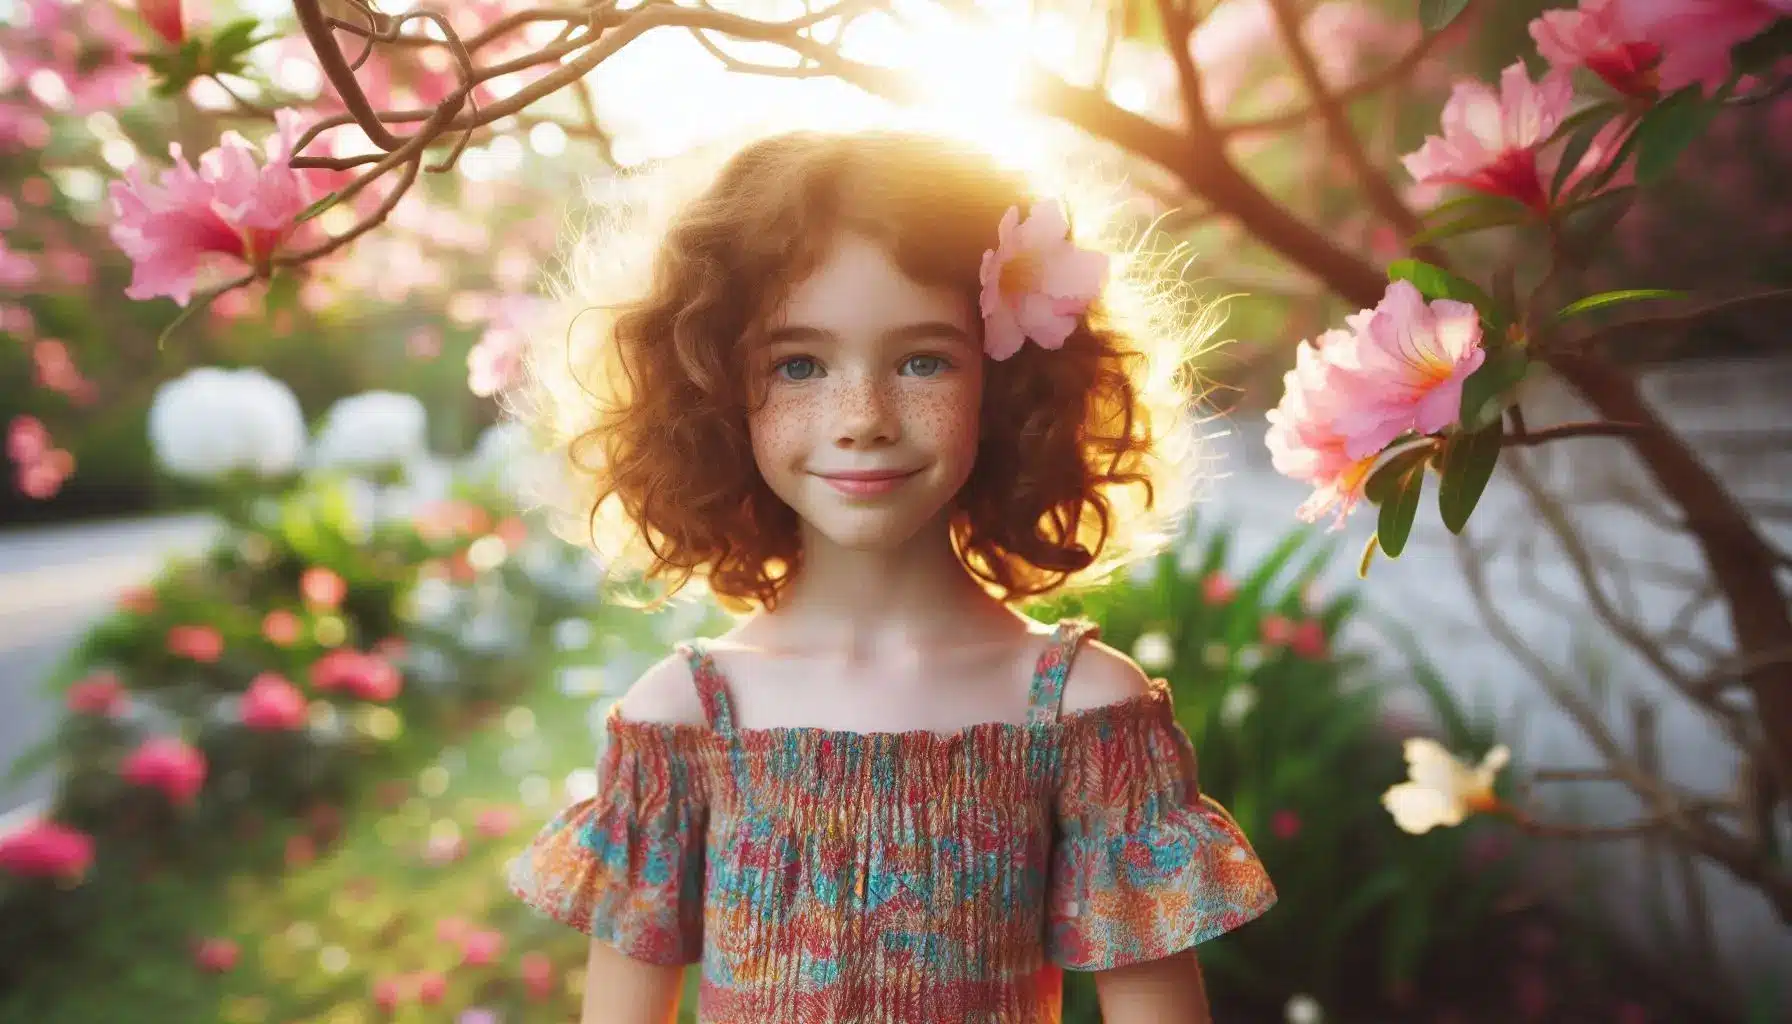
top-left (0, 819), bottom-right (95, 881)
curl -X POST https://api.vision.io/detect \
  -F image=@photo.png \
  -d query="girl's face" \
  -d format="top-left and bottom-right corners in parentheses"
top-left (748, 232), bottom-right (984, 553)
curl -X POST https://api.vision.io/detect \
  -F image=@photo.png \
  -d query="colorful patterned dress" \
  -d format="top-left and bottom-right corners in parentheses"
top-left (508, 618), bottom-right (1276, 1022)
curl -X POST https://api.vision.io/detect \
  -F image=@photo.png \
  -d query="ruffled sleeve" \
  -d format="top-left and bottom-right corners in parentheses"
top-left (1047, 679), bottom-right (1277, 970)
top-left (506, 710), bottom-right (717, 965)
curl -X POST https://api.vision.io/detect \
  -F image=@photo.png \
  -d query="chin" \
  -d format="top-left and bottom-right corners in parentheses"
top-left (806, 513), bottom-right (934, 553)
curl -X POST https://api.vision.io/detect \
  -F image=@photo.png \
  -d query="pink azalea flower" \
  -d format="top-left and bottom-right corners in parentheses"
top-left (1264, 338), bottom-right (1380, 529)
top-left (300, 566), bottom-right (347, 610)
top-left (1401, 63), bottom-right (1574, 213)
top-left (1321, 281), bottom-right (1486, 458)
top-left (977, 199), bottom-right (1109, 361)
top-left (436, 916), bottom-right (470, 944)
top-left (7, 1), bottom-right (145, 114)
top-left (1291, 619), bottom-right (1329, 660)
top-left (67, 671), bottom-right (129, 716)
top-left (1615, 0), bottom-right (1787, 93)
top-left (261, 609), bottom-right (303, 647)
top-left (7, 416), bottom-right (49, 464)
top-left (1530, 0), bottom-right (1664, 97)
top-left (460, 929), bottom-right (504, 967)
top-left (0, 104), bottom-right (52, 153)
top-left (17, 451), bottom-right (73, 499)
top-left (414, 970), bottom-right (447, 1004)
top-left (241, 672), bottom-right (309, 731)
top-left (520, 951), bottom-right (555, 1001)
top-left (0, 819), bottom-right (94, 880)
top-left (373, 975), bottom-right (407, 1013)
top-left (138, 0), bottom-right (185, 45)
top-left (1201, 571), bottom-right (1237, 605)
top-left (466, 296), bottom-right (539, 397)
top-left (107, 110), bottom-right (317, 306)
top-left (192, 937), bottom-right (238, 973)
top-left (310, 649), bottom-right (403, 702)
top-left (121, 736), bottom-right (208, 806)
top-left (166, 624), bottom-right (224, 663)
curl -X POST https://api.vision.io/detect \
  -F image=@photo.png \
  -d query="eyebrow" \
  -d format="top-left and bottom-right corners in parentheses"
top-left (757, 321), bottom-right (974, 348)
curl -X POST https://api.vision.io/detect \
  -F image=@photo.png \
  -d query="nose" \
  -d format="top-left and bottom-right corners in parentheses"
top-left (833, 373), bottom-right (899, 449)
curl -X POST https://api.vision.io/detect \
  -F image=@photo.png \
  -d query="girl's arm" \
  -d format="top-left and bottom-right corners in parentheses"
top-left (1093, 947), bottom-right (1213, 1024)
top-left (582, 937), bottom-right (685, 1024)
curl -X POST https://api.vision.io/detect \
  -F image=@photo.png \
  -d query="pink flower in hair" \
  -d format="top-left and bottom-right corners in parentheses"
top-left (977, 199), bottom-right (1108, 361)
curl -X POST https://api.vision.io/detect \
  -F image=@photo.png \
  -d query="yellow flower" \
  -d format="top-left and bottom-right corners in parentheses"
top-left (1381, 738), bottom-right (1509, 834)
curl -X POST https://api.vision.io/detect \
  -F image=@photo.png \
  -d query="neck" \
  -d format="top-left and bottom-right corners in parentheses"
top-left (758, 513), bottom-right (1023, 659)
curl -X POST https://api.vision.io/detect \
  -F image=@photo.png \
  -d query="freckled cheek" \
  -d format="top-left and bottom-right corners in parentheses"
top-left (750, 392), bottom-right (818, 467)
top-left (901, 381), bottom-right (982, 467)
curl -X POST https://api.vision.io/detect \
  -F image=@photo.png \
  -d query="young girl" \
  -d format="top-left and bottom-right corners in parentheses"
top-left (506, 129), bottom-right (1276, 1023)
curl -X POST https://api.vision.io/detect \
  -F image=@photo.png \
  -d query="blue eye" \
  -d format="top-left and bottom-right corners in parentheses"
top-left (774, 356), bottom-right (821, 381)
top-left (902, 354), bottom-right (949, 377)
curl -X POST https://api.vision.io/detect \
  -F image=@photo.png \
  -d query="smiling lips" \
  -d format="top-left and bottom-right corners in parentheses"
top-left (813, 468), bottom-right (920, 498)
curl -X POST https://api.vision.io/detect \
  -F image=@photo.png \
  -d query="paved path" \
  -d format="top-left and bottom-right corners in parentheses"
top-left (0, 514), bottom-right (216, 815)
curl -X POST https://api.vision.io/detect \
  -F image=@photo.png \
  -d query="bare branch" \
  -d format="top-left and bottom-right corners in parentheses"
top-left (1218, 27), bottom-right (1452, 139)
top-left (1503, 420), bottom-right (1644, 446)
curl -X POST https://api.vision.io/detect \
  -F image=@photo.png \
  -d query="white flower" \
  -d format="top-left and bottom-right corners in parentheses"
top-left (148, 367), bottom-right (306, 480)
top-left (1131, 630), bottom-right (1175, 672)
top-left (1382, 738), bottom-right (1510, 834)
top-left (1218, 684), bottom-right (1257, 727)
top-left (1285, 994), bottom-right (1324, 1024)
top-left (311, 391), bottom-right (428, 471)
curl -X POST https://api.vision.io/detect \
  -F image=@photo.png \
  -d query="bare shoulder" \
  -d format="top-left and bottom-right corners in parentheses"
top-left (1059, 636), bottom-right (1155, 716)
top-left (613, 651), bottom-right (708, 727)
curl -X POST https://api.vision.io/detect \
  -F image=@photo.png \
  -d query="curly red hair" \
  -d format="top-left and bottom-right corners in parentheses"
top-left (518, 129), bottom-right (1206, 612)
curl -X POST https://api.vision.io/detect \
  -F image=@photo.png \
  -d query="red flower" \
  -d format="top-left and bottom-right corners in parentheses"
top-left (1271, 809), bottom-right (1302, 840)
top-left (66, 671), bottom-right (129, 716)
top-left (121, 736), bottom-right (207, 805)
top-left (118, 586), bottom-right (157, 615)
top-left (240, 672), bottom-right (308, 731)
top-left (1291, 619), bottom-right (1328, 660)
top-left (1260, 615), bottom-right (1296, 647)
top-left (193, 937), bottom-right (238, 973)
top-left (261, 609), bottom-right (302, 647)
top-left (309, 649), bottom-right (403, 702)
top-left (414, 970), bottom-right (446, 1004)
top-left (372, 975), bottom-right (406, 1013)
top-left (1201, 571), bottom-right (1237, 605)
top-left (0, 819), bottom-right (94, 881)
top-left (137, 0), bottom-right (184, 45)
top-left (166, 624), bottom-right (223, 663)
top-left (300, 567), bottom-right (347, 610)
top-left (460, 929), bottom-right (503, 967)
top-left (520, 951), bottom-right (555, 1001)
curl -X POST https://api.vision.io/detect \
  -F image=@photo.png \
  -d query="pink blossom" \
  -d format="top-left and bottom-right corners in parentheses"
top-left (261, 609), bottom-right (303, 647)
top-left (977, 199), bottom-right (1109, 360)
top-left (121, 736), bottom-right (207, 806)
top-left (467, 295), bottom-right (542, 397)
top-left (520, 951), bottom-right (555, 1001)
top-left (1201, 571), bottom-right (1236, 605)
top-left (166, 624), bottom-right (224, 663)
top-left (1261, 615), bottom-right (1296, 646)
top-left (7, 416), bottom-right (49, 464)
top-left (414, 970), bottom-right (447, 1004)
top-left (6, 1), bottom-right (144, 113)
top-left (1530, 0), bottom-right (1664, 97)
top-left (436, 916), bottom-right (470, 944)
top-left (0, 237), bottom-right (37, 289)
top-left (373, 976), bottom-right (407, 1013)
top-left (0, 819), bottom-right (94, 880)
top-left (1264, 338), bottom-right (1380, 529)
top-left (66, 671), bottom-right (129, 716)
top-left (1402, 63), bottom-right (1574, 212)
top-left (1291, 619), bottom-right (1329, 659)
top-left (241, 672), bottom-right (309, 731)
top-left (192, 937), bottom-right (238, 973)
top-left (137, 0), bottom-right (184, 45)
top-left (17, 451), bottom-right (73, 499)
top-left (108, 110), bottom-right (317, 306)
top-left (1551, 118), bottom-right (1638, 199)
top-left (310, 649), bottom-right (403, 702)
top-left (1615, 0), bottom-right (1787, 93)
top-left (460, 929), bottom-right (504, 966)
top-left (300, 566), bottom-right (347, 609)
top-left (0, 104), bottom-right (52, 153)
top-left (475, 806), bottom-right (517, 838)
top-left (1321, 281), bottom-right (1486, 458)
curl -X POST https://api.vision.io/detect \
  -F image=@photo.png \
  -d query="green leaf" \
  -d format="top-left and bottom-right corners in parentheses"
top-left (1557, 288), bottom-right (1686, 319)
top-left (1387, 259), bottom-right (1502, 327)
top-left (1418, 0), bottom-right (1471, 32)
top-left (1406, 201), bottom-right (1530, 247)
top-left (208, 17), bottom-right (264, 57)
top-left (1457, 348), bottom-right (1529, 432)
top-left (1550, 116), bottom-right (1609, 201)
top-left (1436, 421), bottom-right (1503, 534)
top-left (1375, 458), bottom-right (1426, 558)
top-left (1365, 445), bottom-right (1433, 505)
top-left (295, 191), bottom-right (344, 225)
top-left (1633, 86), bottom-right (1719, 184)
top-left (1542, 100), bottom-right (1623, 148)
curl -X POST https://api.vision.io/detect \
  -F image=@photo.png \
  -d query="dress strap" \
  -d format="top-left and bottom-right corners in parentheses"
top-left (1026, 617), bottom-right (1101, 727)
top-left (675, 638), bottom-right (738, 739)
